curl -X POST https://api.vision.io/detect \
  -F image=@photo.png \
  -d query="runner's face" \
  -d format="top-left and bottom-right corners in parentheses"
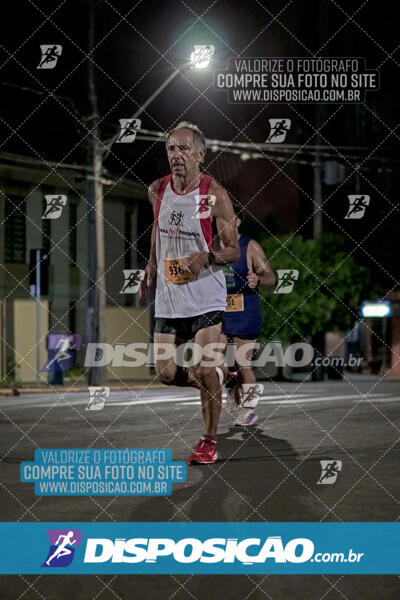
top-left (166, 129), bottom-right (204, 177)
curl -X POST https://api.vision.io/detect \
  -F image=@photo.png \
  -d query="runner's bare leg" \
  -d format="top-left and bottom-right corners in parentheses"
top-left (154, 332), bottom-right (198, 387)
top-left (233, 337), bottom-right (257, 385)
top-left (192, 323), bottom-right (223, 436)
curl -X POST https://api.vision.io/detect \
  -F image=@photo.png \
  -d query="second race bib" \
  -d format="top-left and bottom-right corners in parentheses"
top-left (226, 293), bottom-right (244, 312)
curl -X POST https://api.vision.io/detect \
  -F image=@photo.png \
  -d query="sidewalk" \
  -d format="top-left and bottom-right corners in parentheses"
top-left (0, 380), bottom-right (167, 396)
top-left (1, 372), bottom-right (399, 396)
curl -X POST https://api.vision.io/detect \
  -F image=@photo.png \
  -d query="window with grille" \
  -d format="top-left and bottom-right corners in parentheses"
top-left (4, 195), bottom-right (26, 263)
top-left (69, 202), bottom-right (77, 265)
top-left (42, 197), bottom-right (51, 254)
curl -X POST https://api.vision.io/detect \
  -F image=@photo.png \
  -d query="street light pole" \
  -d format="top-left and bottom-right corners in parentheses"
top-left (313, 4), bottom-right (326, 239)
top-left (86, 0), bottom-right (105, 385)
top-left (313, 104), bottom-right (323, 238)
top-left (35, 249), bottom-right (41, 386)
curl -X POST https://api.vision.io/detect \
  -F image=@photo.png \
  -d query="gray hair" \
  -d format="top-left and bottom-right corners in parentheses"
top-left (166, 121), bottom-right (206, 152)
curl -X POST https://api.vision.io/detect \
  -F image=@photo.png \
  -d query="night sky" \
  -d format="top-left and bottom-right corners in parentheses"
top-left (0, 0), bottom-right (399, 284)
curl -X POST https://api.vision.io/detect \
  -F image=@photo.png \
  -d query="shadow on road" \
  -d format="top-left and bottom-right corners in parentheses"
top-left (131, 426), bottom-right (321, 522)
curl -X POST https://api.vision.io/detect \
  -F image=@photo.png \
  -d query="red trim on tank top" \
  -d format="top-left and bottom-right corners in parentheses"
top-left (198, 174), bottom-right (213, 251)
top-left (155, 173), bottom-right (214, 251)
top-left (169, 173), bottom-right (205, 196)
top-left (154, 175), bottom-right (171, 232)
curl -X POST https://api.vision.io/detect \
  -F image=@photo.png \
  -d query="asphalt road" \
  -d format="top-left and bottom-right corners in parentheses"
top-left (1, 375), bottom-right (400, 599)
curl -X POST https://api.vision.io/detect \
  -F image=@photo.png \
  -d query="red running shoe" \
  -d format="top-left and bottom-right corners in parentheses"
top-left (188, 436), bottom-right (219, 465)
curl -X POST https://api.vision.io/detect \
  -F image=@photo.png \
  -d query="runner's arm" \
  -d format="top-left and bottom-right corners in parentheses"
top-left (139, 179), bottom-right (160, 298)
top-left (212, 182), bottom-right (240, 265)
top-left (183, 182), bottom-right (239, 275)
top-left (247, 239), bottom-right (276, 288)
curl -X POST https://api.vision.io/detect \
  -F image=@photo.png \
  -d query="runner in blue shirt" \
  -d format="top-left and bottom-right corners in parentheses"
top-left (221, 208), bottom-right (276, 426)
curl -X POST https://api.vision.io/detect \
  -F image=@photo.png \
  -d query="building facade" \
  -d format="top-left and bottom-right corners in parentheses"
top-left (0, 153), bottom-right (151, 383)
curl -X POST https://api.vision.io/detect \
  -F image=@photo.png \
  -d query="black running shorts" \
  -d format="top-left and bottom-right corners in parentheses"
top-left (154, 310), bottom-right (225, 341)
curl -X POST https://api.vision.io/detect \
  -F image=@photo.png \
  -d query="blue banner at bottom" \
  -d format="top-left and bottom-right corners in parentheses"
top-left (0, 522), bottom-right (399, 574)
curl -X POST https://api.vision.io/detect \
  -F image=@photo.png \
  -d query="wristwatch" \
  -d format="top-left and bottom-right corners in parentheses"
top-left (207, 252), bottom-right (217, 266)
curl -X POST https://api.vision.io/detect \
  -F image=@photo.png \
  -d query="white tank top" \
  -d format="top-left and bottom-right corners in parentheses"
top-left (154, 174), bottom-right (226, 318)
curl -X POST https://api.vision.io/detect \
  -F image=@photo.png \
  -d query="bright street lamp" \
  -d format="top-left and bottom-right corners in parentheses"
top-left (361, 301), bottom-right (391, 318)
top-left (190, 45), bottom-right (215, 69)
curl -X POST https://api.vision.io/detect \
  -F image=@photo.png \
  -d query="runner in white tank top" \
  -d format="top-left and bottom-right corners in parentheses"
top-left (140, 122), bottom-right (239, 465)
top-left (154, 173), bottom-right (227, 318)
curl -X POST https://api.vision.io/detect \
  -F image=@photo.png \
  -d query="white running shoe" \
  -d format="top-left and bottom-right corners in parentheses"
top-left (234, 409), bottom-right (258, 427)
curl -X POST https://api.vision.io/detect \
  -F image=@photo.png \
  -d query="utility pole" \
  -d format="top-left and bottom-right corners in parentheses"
top-left (311, 3), bottom-right (327, 379)
top-left (313, 3), bottom-right (326, 239)
top-left (313, 104), bottom-right (323, 238)
top-left (86, 0), bottom-right (106, 385)
top-left (35, 249), bottom-right (41, 385)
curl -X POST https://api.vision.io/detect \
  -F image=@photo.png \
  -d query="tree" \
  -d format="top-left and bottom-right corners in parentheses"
top-left (258, 234), bottom-right (380, 344)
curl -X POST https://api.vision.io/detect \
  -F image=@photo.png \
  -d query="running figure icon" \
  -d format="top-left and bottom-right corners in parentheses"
top-left (45, 531), bottom-right (77, 566)
top-left (317, 460), bottom-right (342, 485)
top-left (267, 118), bottom-right (291, 143)
top-left (345, 195), bottom-right (370, 219)
top-left (42, 195), bottom-right (67, 219)
top-left (37, 45), bottom-right (62, 69)
top-left (274, 269), bottom-right (299, 294)
top-left (46, 335), bottom-right (76, 370)
top-left (267, 119), bottom-right (291, 142)
top-left (116, 118), bottom-right (141, 143)
top-left (121, 270), bottom-right (142, 292)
